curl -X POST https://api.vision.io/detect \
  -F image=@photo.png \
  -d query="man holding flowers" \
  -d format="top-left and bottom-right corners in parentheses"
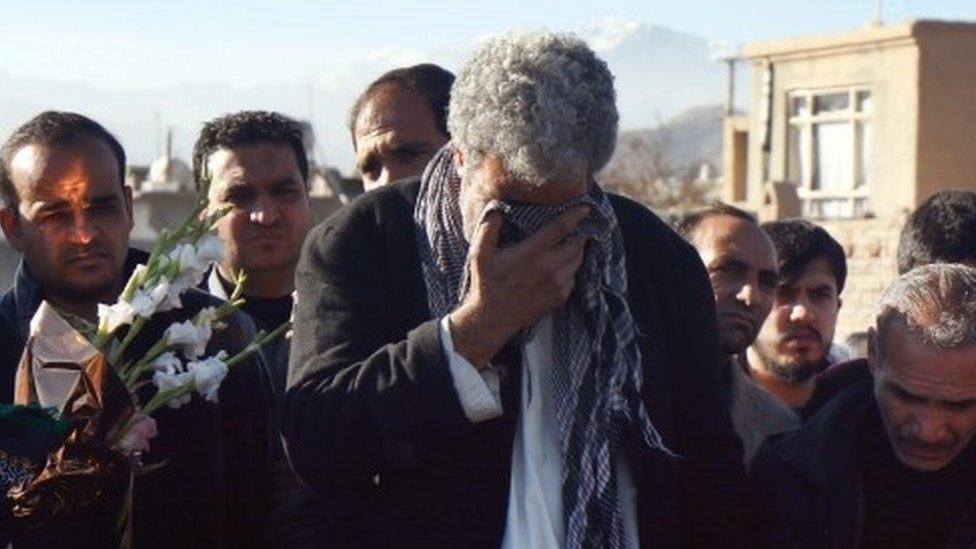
top-left (0, 111), bottom-right (271, 547)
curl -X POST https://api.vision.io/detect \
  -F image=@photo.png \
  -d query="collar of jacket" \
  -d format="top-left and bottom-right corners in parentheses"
top-left (205, 267), bottom-right (228, 301)
top-left (772, 379), bottom-right (873, 487)
top-left (10, 248), bottom-right (150, 338)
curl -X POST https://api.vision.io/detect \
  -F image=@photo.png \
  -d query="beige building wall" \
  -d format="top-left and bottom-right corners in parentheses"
top-left (743, 23), bottom-right (923, 218)
top-left (728, 21), bottom-right (976, 341)
top-left (915, 22), bottom-right (976, 202)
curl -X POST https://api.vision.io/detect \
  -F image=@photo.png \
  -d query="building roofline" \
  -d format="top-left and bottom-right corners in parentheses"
top-left (743, 19), bottom-right (976, 59)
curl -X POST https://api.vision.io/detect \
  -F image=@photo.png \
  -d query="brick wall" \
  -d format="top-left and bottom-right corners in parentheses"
top-left (818, 213), bottom-right (907, 339)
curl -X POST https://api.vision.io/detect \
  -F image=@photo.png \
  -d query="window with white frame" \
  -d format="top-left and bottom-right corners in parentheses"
top-left (787, 87), bottom-right (872, 219)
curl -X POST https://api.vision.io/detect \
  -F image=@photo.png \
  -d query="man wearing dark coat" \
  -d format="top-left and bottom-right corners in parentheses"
top-left (752, 264), bottom-right (976, 549)
top-left (285, 30), bottom-right (749, 548)
top-left (0, 111), bottom-right (271, 547)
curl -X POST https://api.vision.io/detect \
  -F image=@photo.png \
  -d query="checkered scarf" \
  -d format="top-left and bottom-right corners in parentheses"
top-left (414, 146), bottom-right (672, 548)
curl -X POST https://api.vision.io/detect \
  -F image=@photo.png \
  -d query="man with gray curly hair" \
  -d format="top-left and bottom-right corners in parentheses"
top-left (285, 29), bottom-right (748, 548)
top-left (752, 263), bottom-right (976, 548)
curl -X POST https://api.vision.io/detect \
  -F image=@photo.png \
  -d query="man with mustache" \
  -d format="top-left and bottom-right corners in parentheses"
top-left (192, 110), bottom-right (320, 547)
top-left (349, 63), bottom-right (454, 191)
top-left (284, 30), bottom-right (749, 548)
top-left (0, 111), bottom-right (270, 547)
top-left (752, 264), bottom-right (976, 548)
top-left (677, 204), bottom-right (791, 465)
top-left (745, 219), bottom-right (850, 415)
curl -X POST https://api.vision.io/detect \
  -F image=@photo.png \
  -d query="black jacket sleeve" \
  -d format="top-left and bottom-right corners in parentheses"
top-left (283, 196), bottom-right (473, 493)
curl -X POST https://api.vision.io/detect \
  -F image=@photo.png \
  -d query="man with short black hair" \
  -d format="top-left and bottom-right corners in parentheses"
top-left (0, 111), bottom-right (270, 547)
top-left (897, 190), bottom-right (976, 274)
top-left (193, 110), bottom-right (318, 547)
top-left (753, 264), bottom-right (976, 548)
top-left (349, 63), bottom-right (454, 190)
top-left (745, 219), bottom-right (853, 417)
top-left (678, 203), bottom-right (789, 465)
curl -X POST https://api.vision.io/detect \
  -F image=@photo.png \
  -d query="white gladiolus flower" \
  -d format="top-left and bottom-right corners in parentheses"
top-left (164, 320), bottom-right (212, 360)
top-left (151, 352), bottom-right (183, 375)
top-left (195, 234), bottom-right (224, 265)
top-left (127, 280), bottom-right (169, 320)
top-left (152, 370), bottom-right (194, 409)
top-left (168, 243), bottom-right (200, 272)
top-left (98, 300), bottom-right (136, 334)
top-left (187, 351), bottom-right (228, 403)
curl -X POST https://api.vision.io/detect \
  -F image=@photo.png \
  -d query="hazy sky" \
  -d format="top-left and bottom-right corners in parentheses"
top-left (3, 0), bottom-right (973, 89)
top-left (1, 0), bottom-right (973, 169)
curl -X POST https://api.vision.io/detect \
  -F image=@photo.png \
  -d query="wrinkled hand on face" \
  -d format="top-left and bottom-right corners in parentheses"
top-left (113, 412), bottom-right (158, 457)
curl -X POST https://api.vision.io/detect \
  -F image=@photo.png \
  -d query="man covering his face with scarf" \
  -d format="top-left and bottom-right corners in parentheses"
top-left (284, 29), bottom-right (750, 549)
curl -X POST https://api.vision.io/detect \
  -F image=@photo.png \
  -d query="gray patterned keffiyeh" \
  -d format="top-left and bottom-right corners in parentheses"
top-left (414, 146), bottom-right (672, 549)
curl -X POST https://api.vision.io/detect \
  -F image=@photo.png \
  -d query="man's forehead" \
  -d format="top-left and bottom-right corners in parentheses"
top-left (783, 256), bottom-right (838, 289)
top-left (355, 85), bottom-right (438, 139)
top-left (10, 139), bottom-right (120, 202)
top-left (696, 216), bottom-right (776, 263)
top-left (883, 324), bottom-right (976, 398)
top-left (207, 144), bottom-right (299, 185)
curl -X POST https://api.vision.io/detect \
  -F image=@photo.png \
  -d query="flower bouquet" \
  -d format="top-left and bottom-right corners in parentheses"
top-left (6, 183), bottom-right (289, 543)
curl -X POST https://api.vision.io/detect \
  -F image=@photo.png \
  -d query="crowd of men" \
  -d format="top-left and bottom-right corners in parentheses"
top-left (1, 29), bottom-right (976, 549)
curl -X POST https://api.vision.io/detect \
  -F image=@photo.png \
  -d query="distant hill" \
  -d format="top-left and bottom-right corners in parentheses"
top-left (604, 103), bottom-right (725, 180)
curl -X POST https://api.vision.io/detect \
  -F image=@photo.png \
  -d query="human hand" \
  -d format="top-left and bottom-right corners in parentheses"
top-left (447, 206), bottom-right (589, 368)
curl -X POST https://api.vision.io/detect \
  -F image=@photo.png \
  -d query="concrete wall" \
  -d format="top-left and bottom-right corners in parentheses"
top-left (915, 23), bottom-right (976, 202)
top-left (818, 214), bottom-right (906, 339)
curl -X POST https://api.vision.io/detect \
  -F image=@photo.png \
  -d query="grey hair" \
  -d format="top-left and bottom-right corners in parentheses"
top-left (876, 263), bottom-right (976, 357)
top-left (447, 29), bottom-right (618, 187)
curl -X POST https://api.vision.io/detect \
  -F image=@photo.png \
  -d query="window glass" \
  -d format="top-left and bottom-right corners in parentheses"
top-left (813, 92), bottom-right (849, 114)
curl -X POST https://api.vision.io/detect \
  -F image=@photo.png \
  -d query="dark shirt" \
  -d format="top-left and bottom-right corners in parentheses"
top-left (859, 404), bottom-right (976, 549)
top-left (215, 270), bottom-right (293, 333)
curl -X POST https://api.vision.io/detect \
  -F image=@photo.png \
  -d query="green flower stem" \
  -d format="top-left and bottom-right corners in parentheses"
top-left (142, 384), bottom-right (195, 416)
top-left (108, 316), bottom-right (147, 367)
top-left (225, 321), bottom-right (292, 369)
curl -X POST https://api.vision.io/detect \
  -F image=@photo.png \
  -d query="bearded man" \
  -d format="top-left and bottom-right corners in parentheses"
top-left (284, 30), bottom-right (749, 548)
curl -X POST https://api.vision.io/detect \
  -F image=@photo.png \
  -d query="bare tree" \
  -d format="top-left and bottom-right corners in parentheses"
top-left (600, 120), bottom-right (717, 215)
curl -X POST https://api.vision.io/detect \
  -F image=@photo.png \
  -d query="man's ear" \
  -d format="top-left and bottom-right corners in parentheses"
top-left (866, 326), bottom-right (878, 374)
top-left (0, 205), bottom-right (24, 251)
top-left (837, 296), bottom-right (843, 312)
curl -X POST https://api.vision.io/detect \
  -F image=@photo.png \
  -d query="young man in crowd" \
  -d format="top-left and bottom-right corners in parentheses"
top-left (0, 111), bottom-right (270, 547)
top-left (348, 63), bottom-right (454, 190)
top-left (285, 30), bottom-right (749, 548)
top-left (752, 264), bottom-right (976, 548)
top-left (745, 219), bottom-right (861, 416)
top-left (678, 204), bottom-right (792, 465)
top-left (192, 110), bottom-right (320, 547)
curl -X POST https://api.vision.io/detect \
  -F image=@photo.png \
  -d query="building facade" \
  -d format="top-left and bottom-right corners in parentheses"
top-left (724, 20), bottom-right (976, 337)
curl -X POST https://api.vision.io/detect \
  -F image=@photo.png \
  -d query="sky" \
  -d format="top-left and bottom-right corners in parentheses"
top-left (0, 0), bottom-right (973, 169)
top-left (3, 0), bottom-right (972, 88)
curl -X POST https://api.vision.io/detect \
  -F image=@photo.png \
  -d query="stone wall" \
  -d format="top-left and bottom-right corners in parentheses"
top-left (818, 213), bottom-right (907, 339)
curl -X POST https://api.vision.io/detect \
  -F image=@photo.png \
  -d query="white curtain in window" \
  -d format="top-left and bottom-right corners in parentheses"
top-left (813, 122), bottom-right (853, 192)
